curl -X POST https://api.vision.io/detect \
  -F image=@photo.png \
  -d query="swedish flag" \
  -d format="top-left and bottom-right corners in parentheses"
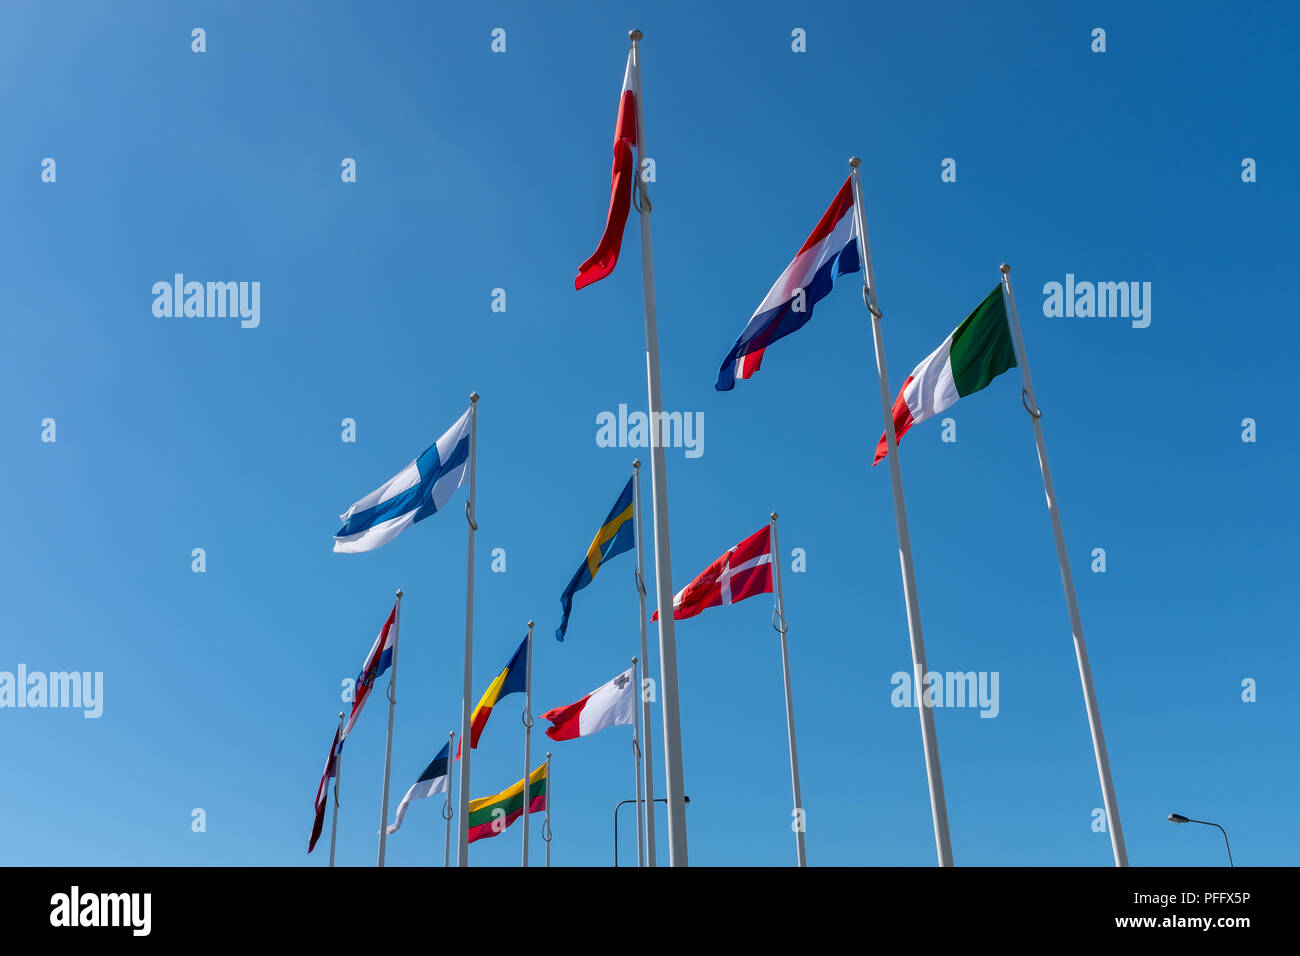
top-left (556, 477), bottom-right (636, 641)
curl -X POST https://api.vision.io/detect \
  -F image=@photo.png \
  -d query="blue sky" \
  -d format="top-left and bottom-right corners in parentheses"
top-left (1, 0), bottom-right (1296, 867)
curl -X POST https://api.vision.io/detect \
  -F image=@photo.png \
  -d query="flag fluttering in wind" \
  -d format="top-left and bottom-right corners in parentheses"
top-left (467, 763), bottom-right (548, 844)
top-left (386, 741), bottom-right (451, 835)
top-left (575, 50), bottom-right (638, 290)
top-left (340, 603), bottom-right (397, 740)
top-left (715, 178), bottom-right (861, 391)
top-left (652, 526), bottom-right (773, 622)
top-left (457, 635), bottom-right (528, 758)
top-left (873, 285), bottom-right (1017, 464)
top-left (307, 727), bottom-right (342, 853)
top-left (542, 667), bottom-right (636, 741)
top-left (555, 477), bottom-right (635, 641)
top-left (333, 407), bottom-right (473, 552)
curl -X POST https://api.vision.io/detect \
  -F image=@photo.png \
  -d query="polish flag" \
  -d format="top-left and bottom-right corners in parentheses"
top-left (575, 49), bottom-right (638, 290)
top-left (542, 667), bottom-right (636, 742)
top-left (652, 526), bottom-right (773, 622)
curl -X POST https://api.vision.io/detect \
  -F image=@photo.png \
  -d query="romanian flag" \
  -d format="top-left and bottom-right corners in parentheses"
top-left (555, 477), bottom-right (636, 641)
top-left (457, 635), bottom-right (528, 758)
top-left (467, 762), bottom-right (548, 844)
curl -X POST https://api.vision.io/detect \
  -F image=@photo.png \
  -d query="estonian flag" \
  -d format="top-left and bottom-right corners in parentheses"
top-left (385, 741), bottom-right (452, 835)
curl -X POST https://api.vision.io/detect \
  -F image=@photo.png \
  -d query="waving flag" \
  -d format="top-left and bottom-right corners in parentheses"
top-left (715, 178), bottom-right (861, 391)
top-left (555, 477), bottom-right (636, 641)
top-left (467, 763), bottom-right (548, 844)
top-left (385, 741), bottom-right (451, 835)
top-left (333, 407), bottom-right (472, 553)
top-left (653, 526), bottom-right (772, 622)
top-left (575, 49), bottom-right (638, 290)
top-left (874, 285), bottom-right (1018, 464)
top-left (307, 727), bottom-right (342, 854)
top-left (541, 667), bottom-right (636, 741)
top-left (341, 604), bottom-right (397, 740)
top-left (456, 635), bottom-right (528, 758)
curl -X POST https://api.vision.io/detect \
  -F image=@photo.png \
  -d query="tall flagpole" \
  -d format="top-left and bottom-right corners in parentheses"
top-left (543, 752), bottom-right (553, 867)
top-left (377, 588), bottom-right (403, 867)
top-left (521, 621), bottom-right (535, 867)
top-left (631, 459), bottom-right (657, 866)
top-left (999, 263), bottom-right (1129, 866)
top-left (328, 710), bottom-right (343, 868)
top-left (849, 157), bottom-right (955, 866)
top-left (631, 656), bottom-right (646, 867)
top-left (768, 513), bottom-right (806, 867)
top-left (443, 729), bottom-right (455, 867)
top-left (628, 27), bottom-right (689, 868)
top-left (456, 391), bottom-right (479, 866)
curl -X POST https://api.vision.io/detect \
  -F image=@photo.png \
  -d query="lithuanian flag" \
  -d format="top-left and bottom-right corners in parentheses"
top-left (467, 762), bottom-right (548, 844)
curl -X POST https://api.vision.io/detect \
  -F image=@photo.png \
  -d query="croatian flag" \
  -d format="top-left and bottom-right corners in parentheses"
top-left (341, 604), bottom-right (397, 740)
top-left (652, 526), bottom-right (773, 621)
top-left (334, 407), bottom-right (472, 553)
top-left (715, 178), bottom-right (862, 391)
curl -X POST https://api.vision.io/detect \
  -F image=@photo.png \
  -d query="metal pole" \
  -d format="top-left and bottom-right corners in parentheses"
top-left (443, 729), bottom-right (455, 867)
top-left (522, 621), bottom-right (534, 867)
top-left (849, 158), bottom-right (954, 866)
top-left (328, 710), bottom-right (343, 868)
top-left (544, 752), bottom-right (552, 867)
top-left (631, 657), bottom-right (646, 867)
top-left (628, 27), bottom-right (688, 868)
top-left (377, 589), bottom-right (402, 867)
top-left (456, 392), bottom-right (479, 866)
top-left (1000, 264), bottom-right (1128, 867)
top-left (632, 460), bottom-right (657, 866)
top-left (768, 513), bottom-right (806, 866)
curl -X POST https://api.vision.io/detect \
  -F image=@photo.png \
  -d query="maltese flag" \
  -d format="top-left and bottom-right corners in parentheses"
top-left (653, 526), bottom-right (773, 622)
top-left (542, 667), bottom-right (637, 742)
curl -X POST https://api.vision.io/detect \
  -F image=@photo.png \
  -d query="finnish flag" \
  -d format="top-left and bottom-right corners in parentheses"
top-left (333, 407), bottom-right (472, 553)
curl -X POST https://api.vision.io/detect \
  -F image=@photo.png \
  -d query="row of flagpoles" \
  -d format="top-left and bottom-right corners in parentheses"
top-left (306, 28), bottom-right (1128, 868)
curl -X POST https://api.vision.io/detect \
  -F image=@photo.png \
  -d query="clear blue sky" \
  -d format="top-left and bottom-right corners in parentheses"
top-left (2, 0), bottom-right (1296, 867)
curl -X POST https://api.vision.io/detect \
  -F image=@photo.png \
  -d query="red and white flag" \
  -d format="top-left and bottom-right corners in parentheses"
top-left (575, 50), bottom-right (638, 290)
top-left (542, 667), bottom-right (636, 742)
top-left (307, 727), bottom-right (342, 854)
top-left (652, 526), bottom-right (773, 622)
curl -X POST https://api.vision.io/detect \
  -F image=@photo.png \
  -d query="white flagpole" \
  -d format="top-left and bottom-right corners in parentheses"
top-left (544, 752), bottom-right (553, 867)
top-left (628, 27), bottom-right (689, 868)
top-left (521, 621), bottom-right (535, 867)
top-left (631, 459), bottom-right (657, 866)
top-left (849, 157), bottom-right (955, 867)
top-left (443, 729), bottom-right (455, 868)
top-left (456, 392), bottom-right (479, 866)
top-left (377, 589), bottom-right (402, 867)
top-left (999, 263), bottom-right (1129, 866)
top-left (768, 513), bottom-right (806, 867)
top-left (631, 656), bottom-right (646, 867)
top-left (328, 710), bottom-right (343, 868)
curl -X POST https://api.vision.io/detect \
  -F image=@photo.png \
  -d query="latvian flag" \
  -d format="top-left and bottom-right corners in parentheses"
top-left (575, 49), bottom-right (638, 290)
top-left (385, 741), bottom-right (451, 835)
top-left (715, 178), bottom-right (861, 391)
top-left (652, 526), bottom-right (773, 622)
top-left (307, 726), bottom-right (342, 854)
top-left (541, 667), bottom-right (636, 742)
top-left (341, 603), bottom-right (397, 741)
top-left (333, 406), bottom-right (472, 553)
top-left (874, 285), bottom-right (1018, 464)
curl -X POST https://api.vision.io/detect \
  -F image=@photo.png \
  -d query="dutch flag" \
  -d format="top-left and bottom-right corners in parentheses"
top-left (715, 177), bottom-right (863, 391)
top-left (333, 406), bottom-right (473, 553)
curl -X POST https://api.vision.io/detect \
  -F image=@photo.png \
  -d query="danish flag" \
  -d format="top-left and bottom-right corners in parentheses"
top-left (652, 526), bottom-right (773, 622)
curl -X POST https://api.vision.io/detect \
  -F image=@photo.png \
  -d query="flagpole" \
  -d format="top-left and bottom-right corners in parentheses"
top-left (377, 588), bottom-right (402, 867)
top-left (521, 621), bottom-right (535, 867)
top-left (999, 263), bottom-right (1129, 866)
top-left (544, 752), bottom-right (553, 868)
top-left (443, 729), bottom-right (455, 867)
top-left (628, 27), bottom-right (689, 868)
top-left (849, 157), bottom-right (955, 867)
top-left (768, 513), bottom-right (807, 867)
top-left (631, 459), bottom-right (658, 866)
top-left (631, 657), bottom-right (646, 867)
top-left (457, 392), bottom-right (479, 866)
top-left (328, 710), bottom-right (343, 868)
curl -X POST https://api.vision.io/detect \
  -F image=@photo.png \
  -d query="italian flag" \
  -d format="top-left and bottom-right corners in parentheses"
top-left (467, 763), bottom-right (548, 844)
top-left (874, 285), bottom-right (1018, 464)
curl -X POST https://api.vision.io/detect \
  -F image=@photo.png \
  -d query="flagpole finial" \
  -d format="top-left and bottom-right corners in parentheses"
top-left (395, 588), bottom-right (403, 598)
top-left (629, 29), bottom-right (642, 42)
top-left (770, 511), bottom-right (779, 521)
top-left (469, 391), bottom-right (479, 404)
top-left (338, 711), bottom-right (345, 720)
top-left (528, 619), bottom-right (535, 628)
top-left (1000, 263), bottom-right (1011, 274)
top-left (546, 751), bottom-right (552, 758)
top-left (633, 458), bottom-right (641, 469)
top-left (849, 156), bottom-right (861, 169)
top-left (632, 656), bottom-right (638, 665)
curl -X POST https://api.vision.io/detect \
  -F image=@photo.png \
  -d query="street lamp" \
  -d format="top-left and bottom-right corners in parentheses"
top-left (1168, 812), bottom-right (1234, 866)
top-left (615, 796), bottom-right (690, 867)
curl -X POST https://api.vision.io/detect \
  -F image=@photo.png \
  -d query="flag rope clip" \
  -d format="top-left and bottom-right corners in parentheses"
top-left (387, 681), bottom-right (397, 705)
top-left (634, 176), bottom-right (651, 215)
top-left (635, 569), bottom-right (647, 598)
top-left (1021, 387), bottom-right (1042, 420)
top-left (771, 608), bottom-right (788, 636)
top-left (542, 818), bottom-right (552, 843)
top-left (442, 798), bottom-right (453, 822)
top-left (862, 284), bottom-right (882, 318)
top-left (521, 705), bottom-right (533, 729)
top-left (464, 500), bottom-right (477, 531)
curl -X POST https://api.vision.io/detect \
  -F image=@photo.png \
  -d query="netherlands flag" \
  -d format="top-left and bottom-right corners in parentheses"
top-left (341, 604), bottom-right (397, 741)
top-left (715, 177), bottom-right (863, 391)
